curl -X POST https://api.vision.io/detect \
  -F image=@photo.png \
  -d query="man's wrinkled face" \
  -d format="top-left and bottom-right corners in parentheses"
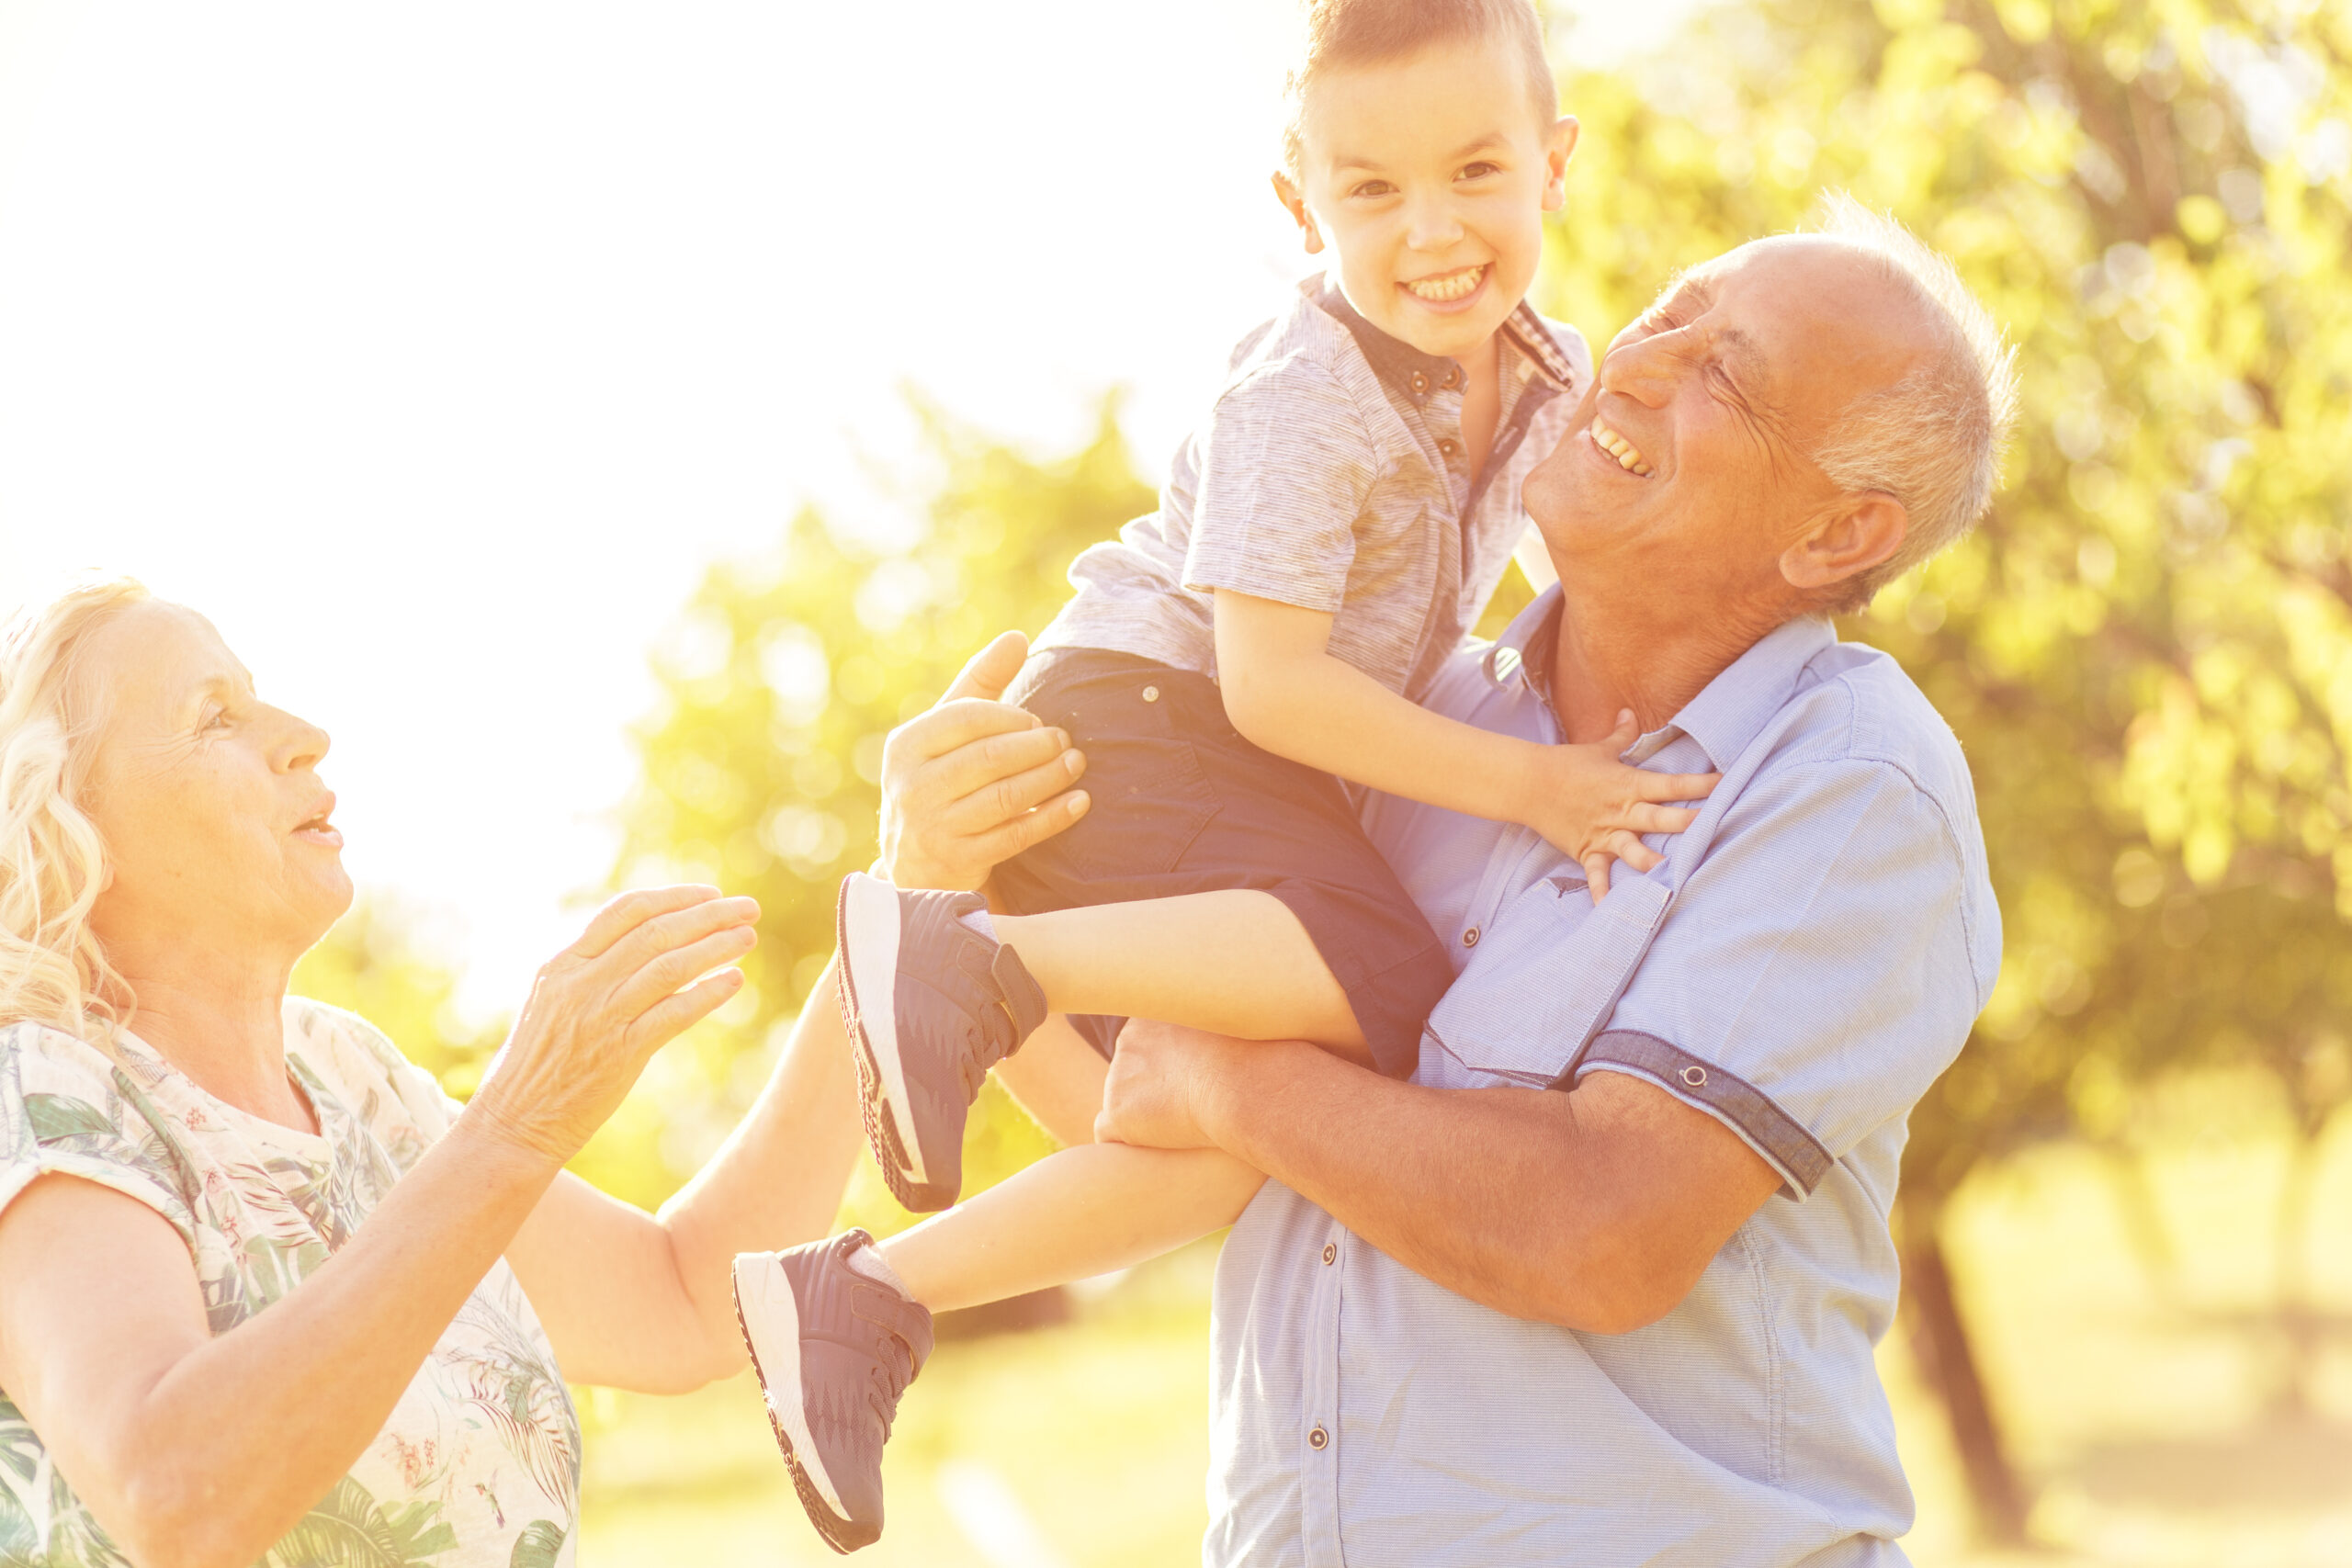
top-left (1523, 237), bottom-right (1929, 606)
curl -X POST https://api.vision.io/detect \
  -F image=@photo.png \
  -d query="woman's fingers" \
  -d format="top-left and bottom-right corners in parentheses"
top-left (568, 885), bottom-right (724, 961)
top-left (603, 895), bottom-right (759, 982)
top-left (611, 922), bottom-right (760, 1020)
top-left (626, 969), bottom-right (747, 1055)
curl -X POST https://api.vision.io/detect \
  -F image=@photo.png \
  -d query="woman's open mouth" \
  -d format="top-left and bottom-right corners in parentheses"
top-left (1589, 416), bottom-right (1653, 478)
top-left (294, 795), bottom-right (344, 849)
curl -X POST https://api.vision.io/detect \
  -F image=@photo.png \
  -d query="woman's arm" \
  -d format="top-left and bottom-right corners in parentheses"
top-left (0, 886), bottom-right (756, 1568)
top-left (1214, 590), bottom-right (1715, 894)
top-left (500, 958), bottom-right (866, 1393)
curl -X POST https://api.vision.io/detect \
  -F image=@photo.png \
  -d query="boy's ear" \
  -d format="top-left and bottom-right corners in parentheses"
top-left (1542, 116), bottom-right (1580, 213)
top-left (1270, 172), bottom-right (1325, 255)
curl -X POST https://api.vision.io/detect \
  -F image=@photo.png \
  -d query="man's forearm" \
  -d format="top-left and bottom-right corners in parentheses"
top-left (1193, 1040), bottom-right (1772, 1334)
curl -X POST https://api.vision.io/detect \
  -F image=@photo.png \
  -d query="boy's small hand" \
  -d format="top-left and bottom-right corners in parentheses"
top-left (1522, 711), bottom-right (1718, 904)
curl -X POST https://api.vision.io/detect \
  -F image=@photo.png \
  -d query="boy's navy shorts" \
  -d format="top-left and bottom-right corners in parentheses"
top-left (996, 646), bottom-right (1454, 1077)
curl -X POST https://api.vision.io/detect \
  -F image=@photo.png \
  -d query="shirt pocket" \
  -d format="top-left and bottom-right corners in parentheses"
top-left (1419, 873), bottom-right (1673, 1089)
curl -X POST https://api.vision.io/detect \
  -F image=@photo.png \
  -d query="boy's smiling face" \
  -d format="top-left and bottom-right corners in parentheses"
top-left (1277, 37), bottom-right (1576, 363)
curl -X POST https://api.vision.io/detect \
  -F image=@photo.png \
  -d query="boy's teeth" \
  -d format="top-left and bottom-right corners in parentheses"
top-left (1404, 265), bottom-right (1487, 301)
top-left (1589, 417), bottom-right (1653, 476)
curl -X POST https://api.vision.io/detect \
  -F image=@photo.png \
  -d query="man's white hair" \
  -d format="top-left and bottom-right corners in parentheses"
top-left (0, 577), bottom-right (147, 1043)
top-left (1807, 194), bottom-right (2019, 610)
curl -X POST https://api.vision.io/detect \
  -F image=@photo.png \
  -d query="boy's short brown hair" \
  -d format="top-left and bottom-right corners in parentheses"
top-left (1282, 0), bottom-right (1559, 175)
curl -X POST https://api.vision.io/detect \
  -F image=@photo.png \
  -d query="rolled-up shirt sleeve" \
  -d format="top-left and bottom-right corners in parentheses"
top-left (1182, 355), bottom-right (1382, 615)
top-left (1580, 758), bottom-right (1991, 1199)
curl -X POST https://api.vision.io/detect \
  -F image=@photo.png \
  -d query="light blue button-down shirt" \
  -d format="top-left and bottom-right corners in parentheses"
top-left (1205, 586), bottom-right (2001, 1568)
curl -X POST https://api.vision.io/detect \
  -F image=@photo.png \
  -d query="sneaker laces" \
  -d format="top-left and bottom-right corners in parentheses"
top-left (851, 1285), bottom-right (923, 1436)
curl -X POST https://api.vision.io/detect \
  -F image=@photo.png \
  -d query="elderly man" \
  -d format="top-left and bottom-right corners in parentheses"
top-left (878, 202), bottom-right (2015, 1567)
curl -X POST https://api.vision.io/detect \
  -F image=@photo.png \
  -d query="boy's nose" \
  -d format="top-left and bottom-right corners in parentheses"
top-left (1403, 193), bottom-right (1465, 252)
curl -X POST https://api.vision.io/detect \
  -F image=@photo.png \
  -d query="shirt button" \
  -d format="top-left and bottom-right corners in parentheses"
top-left (1308, 1426), bottom-right (1330, 1450)
top-left (1141, 685), bottom-right (1159, 703)
top-left (1409, 371), bottom-right (1430, 395)
top-left (1439, 438), bottom-right (1461, 460)
top-left (1681, 1065), bottom-right (1709, 1088)
top-left (1443, 367), bottom-right (1461, 389)
top-left (1462, 926), bottom-right (1480, 948)
top-left (1322, 1242), bottom-right (1338, 1265)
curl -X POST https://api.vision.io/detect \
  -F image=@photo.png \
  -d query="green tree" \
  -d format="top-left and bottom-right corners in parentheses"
top-left (610, 397), bottom-right (1159, 1229)
top-left (1542, 0), bottom-right (2350, 1540)
top-left (291, 897), bottom-right (507, 1100)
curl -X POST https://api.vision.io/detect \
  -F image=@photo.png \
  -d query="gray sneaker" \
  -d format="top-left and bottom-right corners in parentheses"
top-left (836, 873), bottom-right (1048, 1212)
top-left (732, 1230), bottom-right (933, 1554)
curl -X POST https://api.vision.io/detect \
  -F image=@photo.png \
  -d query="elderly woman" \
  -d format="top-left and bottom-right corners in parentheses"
top-left (0, 579), bottom-right (894, 1568)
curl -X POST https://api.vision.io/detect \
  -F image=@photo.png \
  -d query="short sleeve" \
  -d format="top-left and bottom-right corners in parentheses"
top-left (1584, 759), bottom-right (1986, 1198)
top-left (1182, 355), bottom-right (1383, 615)
top-left (0, 1023), bottom-right (194, 1241)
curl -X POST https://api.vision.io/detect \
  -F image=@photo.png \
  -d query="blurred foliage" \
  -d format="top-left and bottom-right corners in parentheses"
top-left (290, 897), bottom-right (507, 1100)
top-left (607, 398), bottom-right (1158, 1227)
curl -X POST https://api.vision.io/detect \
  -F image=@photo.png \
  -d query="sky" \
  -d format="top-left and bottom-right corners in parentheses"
top-left (0, 0), bottom-right (1703, 1018)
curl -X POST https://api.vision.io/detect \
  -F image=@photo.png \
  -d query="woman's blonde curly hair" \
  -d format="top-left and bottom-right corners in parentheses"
top-left (0, 577), bottom-right (149, 1042)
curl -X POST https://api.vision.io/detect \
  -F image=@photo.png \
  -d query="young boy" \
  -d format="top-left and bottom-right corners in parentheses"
top-left (733, 0), bottom-right (1714, 1550)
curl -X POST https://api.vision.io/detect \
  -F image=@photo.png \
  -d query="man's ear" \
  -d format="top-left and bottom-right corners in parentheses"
top-left (1780, 493), bottom-right (1907, 592)
top-left (1542, 116), bottom-right (1580, 213)
top-left (1270, 171), bottom-right (1324, 255)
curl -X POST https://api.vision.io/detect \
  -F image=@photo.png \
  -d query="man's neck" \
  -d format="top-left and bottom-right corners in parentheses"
top-left (110, 937), bottom-right (311, 1131)
top-left (1544, 584), bottom-right (1792, 746)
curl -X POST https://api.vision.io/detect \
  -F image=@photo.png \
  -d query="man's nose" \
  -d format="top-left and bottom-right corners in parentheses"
top-left (1599, 333), bottom-right (1681, 410)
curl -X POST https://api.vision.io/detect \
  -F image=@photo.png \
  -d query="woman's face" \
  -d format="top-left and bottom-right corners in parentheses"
top-left (80, 601), bottom-right (352, 976)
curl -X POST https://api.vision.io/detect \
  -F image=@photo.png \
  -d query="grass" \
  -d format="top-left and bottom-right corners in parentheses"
top-left (578, 1107), bottom-right (2352, 1566)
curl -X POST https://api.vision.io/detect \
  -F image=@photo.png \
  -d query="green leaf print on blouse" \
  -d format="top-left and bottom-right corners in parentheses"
top-left (260, 1475), bottom-right (458, 1567)
top-left (507, 1520), bottom-right (565, 1568)
top-left (447, 1287), bottom-right (580, 1517)
top-left (18, 1095), bottom-right (116, 1148)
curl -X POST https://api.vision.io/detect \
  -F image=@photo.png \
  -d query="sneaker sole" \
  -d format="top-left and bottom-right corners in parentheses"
top-left (732, 1255), bottom-right (871, 1553)
top-left (836, 876), bottom-right (953, 1210)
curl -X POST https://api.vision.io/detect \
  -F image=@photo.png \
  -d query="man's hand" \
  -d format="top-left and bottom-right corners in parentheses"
top-left (876, 630), bottom-right (1091, 891)
top-left (1096, 1018), bottom-right (1260, 1150)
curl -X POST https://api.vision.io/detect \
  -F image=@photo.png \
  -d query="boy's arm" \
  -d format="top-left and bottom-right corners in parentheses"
top-left (1214, 590), bottom-right (1713, 894)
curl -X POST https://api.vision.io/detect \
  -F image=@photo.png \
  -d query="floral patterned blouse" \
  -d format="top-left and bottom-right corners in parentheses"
top-left (0, 998), bottom-right (580, 1567)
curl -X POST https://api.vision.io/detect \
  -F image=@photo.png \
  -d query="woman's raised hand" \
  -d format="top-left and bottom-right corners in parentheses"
top-left (468, 886), bottom-right (759, 1166)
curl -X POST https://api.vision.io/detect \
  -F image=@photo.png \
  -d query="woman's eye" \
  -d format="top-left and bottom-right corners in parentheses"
top-left (202, 706), bottom-right (232, 732)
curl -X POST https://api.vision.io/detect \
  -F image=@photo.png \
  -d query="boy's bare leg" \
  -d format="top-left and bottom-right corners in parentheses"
top-left (876, 1141), bottom-right (1266, 1314)
top-left (994, 889), bottom-right (1369, 1059)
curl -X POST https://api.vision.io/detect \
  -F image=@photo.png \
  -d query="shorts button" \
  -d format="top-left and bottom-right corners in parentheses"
top-left (1681, 1065), bottom-right (1709, 1089)
top-left (1462, 926), bottom-right (1479, 948)
top-left (1141, 685), bottom-right (1160, 703)
top-left (1322, 1242), bottom-right (1338, 1265)
top-left (1308, 1426), bottom-right (1329, 1450)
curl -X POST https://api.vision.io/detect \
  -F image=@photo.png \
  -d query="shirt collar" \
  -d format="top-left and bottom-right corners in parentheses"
top-left (1483, 583), bottom-right (1837, 769)
top-left (1310, 276), bottom-right (1581, 403)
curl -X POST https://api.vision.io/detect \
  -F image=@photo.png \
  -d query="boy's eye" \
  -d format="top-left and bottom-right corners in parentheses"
top-left (1456, 161), bottom-right (1500, 181)
top-left (1349, 179), bottom-right (1396, 199)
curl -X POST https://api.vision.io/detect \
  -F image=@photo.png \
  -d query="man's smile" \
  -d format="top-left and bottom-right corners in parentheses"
top-left (1589, 416), bottom-right (1654, 477)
